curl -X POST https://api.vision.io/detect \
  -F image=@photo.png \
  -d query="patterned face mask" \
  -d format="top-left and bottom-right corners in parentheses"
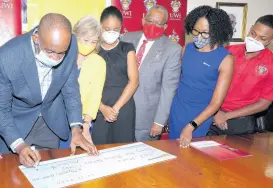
top-left (192, 36), bottom-right (211, 49)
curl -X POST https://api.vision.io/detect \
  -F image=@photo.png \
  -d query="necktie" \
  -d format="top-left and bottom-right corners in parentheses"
top-left (136, 40), bottom-right (148, 68)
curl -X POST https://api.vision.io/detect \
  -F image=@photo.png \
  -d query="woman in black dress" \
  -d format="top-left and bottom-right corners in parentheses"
top-left (92, 6), bottom-right (139, 144)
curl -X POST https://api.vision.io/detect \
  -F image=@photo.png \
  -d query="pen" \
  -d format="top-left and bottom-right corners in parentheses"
top-left (30, 146), bottom-right (39, 169)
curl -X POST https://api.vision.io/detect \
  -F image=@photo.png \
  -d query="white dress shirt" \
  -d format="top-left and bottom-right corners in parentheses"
top-left (31, 29), bottom-right (53, 100)
top-left (136, 34), bottom-right (154, 69)
top-left (136, 34), bottom-right (164, 127)
top-left (36, 61), bottom-right (52, 100)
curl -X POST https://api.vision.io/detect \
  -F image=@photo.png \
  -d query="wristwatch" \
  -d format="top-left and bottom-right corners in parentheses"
top-left (189, 121), bottom-right (198, 130)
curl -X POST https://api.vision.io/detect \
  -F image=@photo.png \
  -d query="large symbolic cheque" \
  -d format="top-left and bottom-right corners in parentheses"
top-left (20, 142), bottom-right (176, 188)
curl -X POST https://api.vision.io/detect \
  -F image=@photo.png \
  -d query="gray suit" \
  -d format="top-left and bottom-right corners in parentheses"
top-left (122, 32), bottom-right (182, 141)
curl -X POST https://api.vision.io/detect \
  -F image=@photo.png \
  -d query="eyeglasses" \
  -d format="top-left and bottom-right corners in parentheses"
top-left (145, 19), bottom-right (166, 27)
top-left (191, 29), bottom-right (210, 39)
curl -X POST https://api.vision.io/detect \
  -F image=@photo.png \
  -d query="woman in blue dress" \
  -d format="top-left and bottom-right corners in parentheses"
top-left (169, 6), bottom-right (234, 147)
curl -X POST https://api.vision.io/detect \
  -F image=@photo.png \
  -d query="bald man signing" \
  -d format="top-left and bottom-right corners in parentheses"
top-left (0, 13), bottom-right (97, 167)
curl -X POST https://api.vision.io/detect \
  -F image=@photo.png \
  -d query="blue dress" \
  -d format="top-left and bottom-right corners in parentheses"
top-left (169, 43), bottom-right (230, 139)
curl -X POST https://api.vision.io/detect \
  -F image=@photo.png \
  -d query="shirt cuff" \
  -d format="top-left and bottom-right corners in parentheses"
top-left (154, 122), bottom-right (165, 127)
top-left (10, 138), bottom-right (25, 153)
top-left (70, 122), bottom-right (83, 128)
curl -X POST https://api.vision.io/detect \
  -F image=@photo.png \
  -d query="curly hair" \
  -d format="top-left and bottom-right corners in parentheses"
top-left (185, 5), bottom-right (233, 48)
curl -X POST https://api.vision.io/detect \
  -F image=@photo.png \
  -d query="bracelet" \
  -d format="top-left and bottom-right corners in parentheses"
top-left (83, 120), bottom-right (92, 127)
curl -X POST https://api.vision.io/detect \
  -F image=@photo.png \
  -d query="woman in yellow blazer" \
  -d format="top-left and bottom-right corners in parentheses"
top-left (59, 16), bottom-right (106, 150)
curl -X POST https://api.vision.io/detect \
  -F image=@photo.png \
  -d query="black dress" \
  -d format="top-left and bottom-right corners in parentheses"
top-left (92, 41), bottom-right (136, 144)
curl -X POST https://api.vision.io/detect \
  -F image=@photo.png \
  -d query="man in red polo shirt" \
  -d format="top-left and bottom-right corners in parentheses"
top-left (208, 15), bottom-right (273, 135)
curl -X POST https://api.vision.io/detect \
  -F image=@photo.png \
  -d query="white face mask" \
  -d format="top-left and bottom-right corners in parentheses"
top-left (102, 31), bottom-right (120, 45)
top-left (245, 36), bottom-right (265, 52)
top-left (35, 41), bottom-right (64, 67)
top-left (35, 50), bottom-right (64, 67)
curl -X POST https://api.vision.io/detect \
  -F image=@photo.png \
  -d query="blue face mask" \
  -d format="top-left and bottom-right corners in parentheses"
top-left (192, 36), bottom-right (210, 49)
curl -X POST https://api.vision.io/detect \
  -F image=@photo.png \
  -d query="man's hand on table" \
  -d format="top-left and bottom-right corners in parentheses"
top-left (16, 143), bottom-right (41, 167)
top-left (70, 126), bottom-right (98, 156)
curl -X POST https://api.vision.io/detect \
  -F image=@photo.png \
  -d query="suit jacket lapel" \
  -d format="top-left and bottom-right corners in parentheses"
top-left (140, 35), bottom-right (166, 70)
top-left (21, 35), bottom-right (42, 102)
top-left (134, 32), bottom-right (143, 49)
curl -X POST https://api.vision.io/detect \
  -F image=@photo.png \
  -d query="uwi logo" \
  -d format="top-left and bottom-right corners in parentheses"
top-left (170, 0), bottom-right (182, 20)
top-left (120, 0), bottom-right (132, 18)
top-left (169, 29), bottom-right (180, 43)
top-left (0, 0), bottom-right (13, 9)
top-left (144, 0), bottom-right (157, 11)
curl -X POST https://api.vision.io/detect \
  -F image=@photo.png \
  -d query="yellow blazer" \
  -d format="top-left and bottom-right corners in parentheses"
top-left (78, 53), bottom-right (106, 120)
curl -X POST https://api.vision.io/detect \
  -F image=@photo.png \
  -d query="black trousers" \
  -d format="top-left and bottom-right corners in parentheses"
top-left (207, 116), bottom-right (256, 136)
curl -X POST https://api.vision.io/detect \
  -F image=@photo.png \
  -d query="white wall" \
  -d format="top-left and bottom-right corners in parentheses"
top-left (187, 0), bottom-right (273, 34)
top-left (105, 0), bottom-right (111, 7)
top-left (186, 0), bottom-right (273, 50)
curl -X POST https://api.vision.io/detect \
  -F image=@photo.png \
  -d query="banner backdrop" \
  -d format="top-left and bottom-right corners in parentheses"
top-left (111, 0), bottom-right (187, 46)
top-left (0, 0), bottom-right (21, 46)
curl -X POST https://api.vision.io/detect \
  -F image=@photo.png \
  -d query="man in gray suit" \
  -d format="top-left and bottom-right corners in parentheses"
top-left (0, 13), bottom-right (97, 167)
top-left (122, 5), bottom-right (182, 141)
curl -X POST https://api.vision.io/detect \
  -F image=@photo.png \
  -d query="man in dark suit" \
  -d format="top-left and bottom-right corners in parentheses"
top-left (0, 13), bottom-right (97, 167)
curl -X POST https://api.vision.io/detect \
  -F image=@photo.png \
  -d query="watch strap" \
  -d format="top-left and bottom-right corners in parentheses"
top-left (189, 120), bottom-right (198, 129)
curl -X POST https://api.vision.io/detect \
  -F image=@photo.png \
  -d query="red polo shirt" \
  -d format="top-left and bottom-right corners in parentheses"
top-left (221, 44), bottom-right (273, 111)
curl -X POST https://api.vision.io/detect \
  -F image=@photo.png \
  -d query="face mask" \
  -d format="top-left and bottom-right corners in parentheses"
top-left (78, 41), bottom-right (95, 56)
top-left (35, 50), bottom-right (64, 67)
top-left (192, 36), bottom-right (210, 49)
top-left (143, 24), bottom-right (165, 40)
top-left (245, 36), bottom-right (265, 52)
top-left (102, 31), bottom-right (120, 45)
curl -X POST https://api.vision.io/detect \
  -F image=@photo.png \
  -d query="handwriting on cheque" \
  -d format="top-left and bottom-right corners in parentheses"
top-left (19, 142), bottom-right (176, 188)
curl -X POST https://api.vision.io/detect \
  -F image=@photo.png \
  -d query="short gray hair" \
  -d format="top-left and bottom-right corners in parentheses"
top-left (73, 15), bottom-right (101, 52)
top-left (73, 15), bottom-right (100, 39)
top-left (146, 5), bottom-right (168, 23)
